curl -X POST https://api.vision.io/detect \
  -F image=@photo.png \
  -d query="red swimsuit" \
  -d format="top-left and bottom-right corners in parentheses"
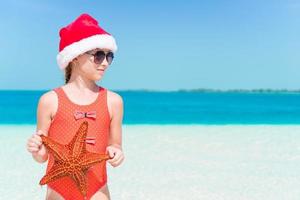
top-left (45, 86), bottom-right (110, 200)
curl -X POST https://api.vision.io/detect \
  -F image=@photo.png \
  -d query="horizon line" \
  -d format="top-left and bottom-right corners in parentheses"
top-left (1, 88), bottom-right (300, 93)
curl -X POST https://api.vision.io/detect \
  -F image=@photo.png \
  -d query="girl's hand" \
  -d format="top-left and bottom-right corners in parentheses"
top-left (106, 145), bottom-right (124, 167)
top-left (26, 130), bottom-right (47, 157)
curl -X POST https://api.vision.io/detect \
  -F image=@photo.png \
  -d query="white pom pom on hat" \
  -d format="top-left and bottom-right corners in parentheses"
top-left (56, 13), bottom-right (117, 70)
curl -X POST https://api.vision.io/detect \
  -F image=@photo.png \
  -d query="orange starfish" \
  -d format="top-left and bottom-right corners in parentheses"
top-left (39, 121), bottom-right (111, 197)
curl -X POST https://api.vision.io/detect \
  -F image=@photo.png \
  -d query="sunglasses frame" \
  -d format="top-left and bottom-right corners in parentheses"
top-left (85, 50), bottom-right (114, 65)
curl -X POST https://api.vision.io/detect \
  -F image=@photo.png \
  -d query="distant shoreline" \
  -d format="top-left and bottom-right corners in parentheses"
top-left (1, 88), bottom-right (300, 94)
top-left (177, 88), bottom-right (300, 94)
top-left (116, 88), bottom-right (300, 93)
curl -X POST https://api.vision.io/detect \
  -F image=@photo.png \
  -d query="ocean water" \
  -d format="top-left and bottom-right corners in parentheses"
top-left (1, 90), bottom-right (300, 124)
top-left (1, 90), bottom-right (300, 199)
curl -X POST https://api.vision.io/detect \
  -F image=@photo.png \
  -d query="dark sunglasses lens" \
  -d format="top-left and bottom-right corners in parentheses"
top-left (94, 51), bottom-right (105, 64)
top-left (106, 52), bottom-right (114, 64)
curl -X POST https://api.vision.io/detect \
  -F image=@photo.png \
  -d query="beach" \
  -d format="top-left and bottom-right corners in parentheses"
top-left (1, 125), bottom-right (300, 200)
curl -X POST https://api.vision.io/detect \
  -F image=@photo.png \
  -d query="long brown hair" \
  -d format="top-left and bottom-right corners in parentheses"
top-left (64, 62), bottom-right (73, 84)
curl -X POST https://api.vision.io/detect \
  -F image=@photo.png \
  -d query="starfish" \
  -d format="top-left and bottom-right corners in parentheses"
top-left (39, 121), bottom-right (111, 197)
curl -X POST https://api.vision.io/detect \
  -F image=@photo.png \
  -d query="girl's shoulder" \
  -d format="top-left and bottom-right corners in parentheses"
top-left (106, 89), bottom-right (123, 105)
top-left (37, 89), bottom-right (58, 121)
top-left (106, 89), bottom-right (123, 121)
top-left (38, 89), bottom-right (58, 107)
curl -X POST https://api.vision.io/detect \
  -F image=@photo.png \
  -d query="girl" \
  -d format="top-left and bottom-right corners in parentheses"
top-left (26, 13), bottom-right (124, 200)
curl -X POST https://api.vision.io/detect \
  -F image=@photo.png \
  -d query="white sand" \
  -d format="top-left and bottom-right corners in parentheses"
top-left (1, 125), bottom-right (300, 200)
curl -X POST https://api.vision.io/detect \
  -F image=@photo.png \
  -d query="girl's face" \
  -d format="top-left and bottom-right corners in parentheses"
top-left (74, 48), bottom-right (112, 81)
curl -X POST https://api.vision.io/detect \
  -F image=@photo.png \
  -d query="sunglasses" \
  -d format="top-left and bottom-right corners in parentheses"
top-left (85, 50), bottom-right (114, 65)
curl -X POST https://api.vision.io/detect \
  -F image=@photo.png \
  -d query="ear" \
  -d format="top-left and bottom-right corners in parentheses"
top-left (71, 58), bottom-right (79, 66)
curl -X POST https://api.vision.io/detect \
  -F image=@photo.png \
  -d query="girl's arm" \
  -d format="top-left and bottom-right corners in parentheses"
top-left (32, 91), bottom-right (56, 163)
top-left (106, 91), bottom-right (124, 167)
top-left (107, 91), bottom-right (124, 149)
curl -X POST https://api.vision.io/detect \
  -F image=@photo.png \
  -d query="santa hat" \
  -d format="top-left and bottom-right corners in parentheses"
top-left (57, 13), bottom-right (117, 70)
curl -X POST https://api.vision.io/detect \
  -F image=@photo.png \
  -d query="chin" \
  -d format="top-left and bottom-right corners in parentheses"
top-left (94, 75), bottom-right (103, 81)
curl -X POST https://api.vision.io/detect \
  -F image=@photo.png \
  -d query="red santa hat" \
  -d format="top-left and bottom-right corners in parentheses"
top-left (57, 13), bottom-right (117, 70)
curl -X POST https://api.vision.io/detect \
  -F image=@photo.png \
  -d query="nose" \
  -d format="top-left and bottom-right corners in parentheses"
top-left (101, 57), bottom-right (109, 67)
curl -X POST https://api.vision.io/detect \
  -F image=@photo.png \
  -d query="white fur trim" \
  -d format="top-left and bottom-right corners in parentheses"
top-left (57, 34), bottom-right (117, 70)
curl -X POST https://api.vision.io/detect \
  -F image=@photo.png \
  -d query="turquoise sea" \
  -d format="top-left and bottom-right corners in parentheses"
top-left (1, 90), bottom-right (300, 199)
top-left (1, 90), bottom-right (300, 124)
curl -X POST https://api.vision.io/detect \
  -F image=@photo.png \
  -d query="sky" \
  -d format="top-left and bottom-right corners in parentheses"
top-left (0, 0), bottom-right (299, 91)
